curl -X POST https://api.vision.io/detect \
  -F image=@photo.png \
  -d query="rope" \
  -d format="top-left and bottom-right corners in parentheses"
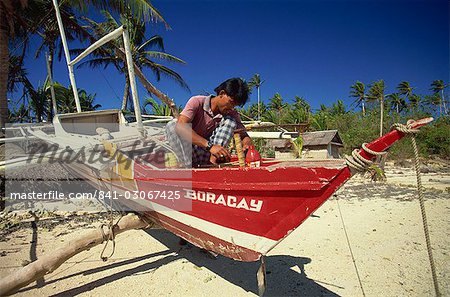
top-left (336, 196), bottom-right (366, 297)
top-left (345, 143), bottom-right (386, 172)
top-left (391, 123), bottom-right (441, 297)
top-left (98, 168), bottom-right (125, 261)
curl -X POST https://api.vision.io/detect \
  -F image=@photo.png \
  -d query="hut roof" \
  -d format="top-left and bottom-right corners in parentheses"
top-left (301, 130), bottom-right (343, 146)
top-left (265, 130), bottom-right (343, 149)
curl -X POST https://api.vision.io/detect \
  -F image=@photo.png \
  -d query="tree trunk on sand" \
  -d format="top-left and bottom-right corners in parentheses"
top-left (0, 213), bottom-right (154, 296)
top-left (116, 49), bottom-right (179, 118)
top-left (0, 4), bottom-right (9, 138)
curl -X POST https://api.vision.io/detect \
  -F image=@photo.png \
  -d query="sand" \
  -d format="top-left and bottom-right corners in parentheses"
top-left (0, 164), bottom-right (449, 297)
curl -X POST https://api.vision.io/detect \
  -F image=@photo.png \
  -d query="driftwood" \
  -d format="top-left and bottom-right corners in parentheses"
top-left (0, 213), bottom-right (154, 296)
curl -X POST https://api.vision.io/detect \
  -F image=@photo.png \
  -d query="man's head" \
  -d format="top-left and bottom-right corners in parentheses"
top-left (214, 78), bottom-right (249, 114)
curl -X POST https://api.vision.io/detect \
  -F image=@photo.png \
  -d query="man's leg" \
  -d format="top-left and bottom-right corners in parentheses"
top-left (192, 115), bottom-right (237, 166)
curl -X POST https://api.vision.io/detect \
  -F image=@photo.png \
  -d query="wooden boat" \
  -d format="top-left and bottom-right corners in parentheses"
top-left (50, 114), bottom-right (430, 262)
top-left (1, 0), bottom-right (432, 264)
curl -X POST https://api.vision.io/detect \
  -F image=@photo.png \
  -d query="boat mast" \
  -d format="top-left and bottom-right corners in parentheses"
top-left (52, 0), bottom-right (82, 113)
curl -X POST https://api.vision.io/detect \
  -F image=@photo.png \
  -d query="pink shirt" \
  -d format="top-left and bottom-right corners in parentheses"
top-left (180, 95), bottom-right (246, 138)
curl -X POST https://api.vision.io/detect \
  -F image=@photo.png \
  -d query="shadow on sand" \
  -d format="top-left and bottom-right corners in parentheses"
top-left (20, 229), bottom-right (341, 296)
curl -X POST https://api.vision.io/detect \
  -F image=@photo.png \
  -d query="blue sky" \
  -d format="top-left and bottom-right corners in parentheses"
top-left (18, 0), bottom-right (449, 113)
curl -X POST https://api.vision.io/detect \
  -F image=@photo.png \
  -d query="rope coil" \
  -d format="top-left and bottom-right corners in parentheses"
top-left (345, 143), bottom-right (386, 172)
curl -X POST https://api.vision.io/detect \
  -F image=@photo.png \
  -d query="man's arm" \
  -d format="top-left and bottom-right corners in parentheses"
top-left (175, 115), bottom-right (231, 162)
top-left (175, 115), bottom-right (208, 148)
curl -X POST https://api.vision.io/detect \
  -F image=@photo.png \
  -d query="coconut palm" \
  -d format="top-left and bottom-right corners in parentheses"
top-left (143, 97), bottom-right (172, 116)
top-left (248, 74), bottom-right (264, 120)
top-left (77, 9), bottom-right (188, 112)
top-left (1, 0), bottom-right (171, 131)
top-left (397, 81), bottom-right (414, 98)
top-left (283, 96), bottom-right (310, 124)
top-left (330, 100), bottom-right (346, 116)
top-left (408, 94), bottom-right (422, 112)
top-left (430, 80), bottom-right (448, 115)
top-left (367, 80), bottom-right (385, 136)
top-left (0, 0), bottom-right (31, 135)
top-left (28, 85), bottom-right (49, 122)
top-left (9, 102), bottom-right (30, 123)
top-left (51, 83), bottom-right (100, 113)
top-left (387, 93), bottom-right (406, 114)
top-left (350, 81), bottom-right (366, 115)
top-left (267, 93), bottom-right (288, 124)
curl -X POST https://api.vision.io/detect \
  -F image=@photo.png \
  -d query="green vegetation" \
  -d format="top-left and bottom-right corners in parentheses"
top-left (1, 2), bottom-right (448, 160)
top-left (1, 0), bottom-right (183, 129)
top-left (244, 75), bottom-right (449, 160)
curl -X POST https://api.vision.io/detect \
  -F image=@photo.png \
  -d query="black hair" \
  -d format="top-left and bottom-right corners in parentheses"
top-left (214, 77), bottom-right (249, 106)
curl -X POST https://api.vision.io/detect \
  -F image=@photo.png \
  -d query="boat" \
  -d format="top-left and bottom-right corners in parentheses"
top-left (0, 2), bottom-right (434, 293)
top-left (34, 113), bottom-right (430, 263)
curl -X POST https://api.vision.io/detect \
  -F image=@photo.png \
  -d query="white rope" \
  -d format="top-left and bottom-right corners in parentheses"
top-left (345, 143), bottom-right (386, 172)
top-left (391, 122), bottom-right (441, 297)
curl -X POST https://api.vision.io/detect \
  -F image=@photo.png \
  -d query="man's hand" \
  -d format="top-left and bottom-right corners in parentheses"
top-left (209, 145), bottom-right (231, 164)
top-left (242, 136), bottom-right (253, 151)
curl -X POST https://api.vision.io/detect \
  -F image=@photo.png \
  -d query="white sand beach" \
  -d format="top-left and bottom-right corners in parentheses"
top-left (1, 162), bottom-right (449, 296)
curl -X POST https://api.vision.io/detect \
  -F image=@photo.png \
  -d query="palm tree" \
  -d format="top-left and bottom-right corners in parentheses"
top-left (267, 93), bottom-right (287, 124)
top-left (397, 81), bottom-right (413, 98)
top-left (367, 80), bottom-right (385, 137)
top-left (51, 83), bottom-right (100, 113)
top-left (350, 81), bottom-right (366, 116)
top-left (248, 74), bottom-right (264, 120)
top-left (396, 81), bottom-right (414, 114)
top-left (330, 100), bottom-right (346, 116)
top-left (28, 85), bottom-right (49, 122)
top-left (78, 9), bottom-right (188, 112)
top-left (287, 96), bottom-right (311, 124)
top-left (1, 0), bottom-right (172, 131)
top-left (408, 94), bottom-right (422, 112)
top-left (0, 0), bottom-right (31, 135)
top-left (387, 93), bottom-right (406, 114)
top-left (143, 97), bottom-right (172, 116)
top-left (9, 102), bottom-right (30, 123)
top-left (430, 80), bottom-right (448, 115)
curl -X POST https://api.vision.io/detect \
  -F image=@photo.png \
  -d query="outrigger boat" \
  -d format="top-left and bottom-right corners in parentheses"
top-left (24, 112), bottom-right (429, 263)
top-left (0, 1), bottom-right (434, 293)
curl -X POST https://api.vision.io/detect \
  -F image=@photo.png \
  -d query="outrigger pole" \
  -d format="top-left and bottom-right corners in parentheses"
top-left (51, 0), bottom-right (144, 133)
top-left (52, 0), bottom-right (81, 113)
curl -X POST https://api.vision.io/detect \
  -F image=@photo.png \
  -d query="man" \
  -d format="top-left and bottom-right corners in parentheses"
top-left (165, 78), bottom-right (253, 167)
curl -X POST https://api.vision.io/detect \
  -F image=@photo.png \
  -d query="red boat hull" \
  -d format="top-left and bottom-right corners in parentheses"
top-left (126, 160), bottom-right (351, 261)
top-left (63, 118), bottom-right (432, 262)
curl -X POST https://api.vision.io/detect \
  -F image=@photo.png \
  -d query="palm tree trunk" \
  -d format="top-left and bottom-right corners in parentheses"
top-left (0, 5), bottom-right (9, 137)
top-left (442, 90), bottom-right (448, 115)
top-left (257, 86), bottom-right (260, 121)
top-left (130, 60), bottom-right (179, 118)
top-left (116, 45), bottom-right (179, 117)
top-left (47, 48), bottom-right (55, 122)
top-left (380, 96), bottom-right (384, 137)
top-left (362, 101), bottom-right (366, 116)
top-left (121, 72), bottom-right (130, 110)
